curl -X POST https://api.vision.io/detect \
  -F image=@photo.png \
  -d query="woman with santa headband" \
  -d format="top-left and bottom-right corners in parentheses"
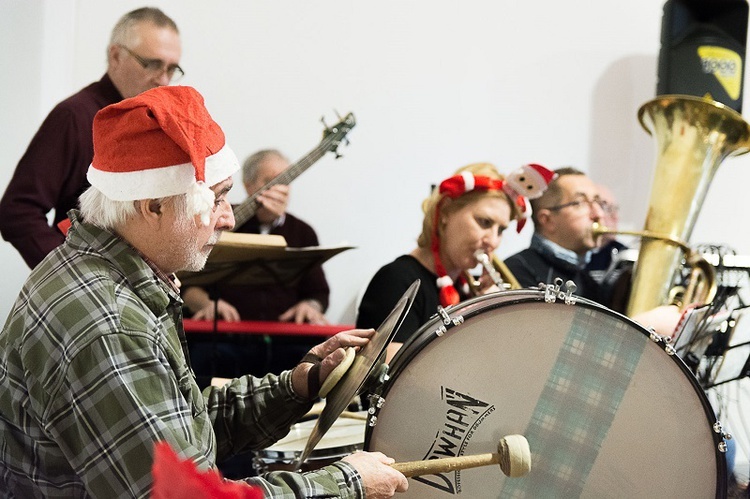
top-left (356, 162), bottom-right (554, 362)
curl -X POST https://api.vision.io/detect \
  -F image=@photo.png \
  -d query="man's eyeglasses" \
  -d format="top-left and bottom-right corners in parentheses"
top-left (544, 194), bottom-right (612, 213)
top-left (118, 45), bottom-right (184, 82)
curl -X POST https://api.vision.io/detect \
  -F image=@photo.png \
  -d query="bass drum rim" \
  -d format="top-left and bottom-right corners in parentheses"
top-left (365, 290), bottom-right (727, 498)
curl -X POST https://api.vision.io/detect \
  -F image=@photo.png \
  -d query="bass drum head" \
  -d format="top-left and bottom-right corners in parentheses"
top-left (365, 291), bottom-right (726, 498)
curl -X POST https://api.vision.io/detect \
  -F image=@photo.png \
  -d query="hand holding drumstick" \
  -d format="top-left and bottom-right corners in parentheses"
top-left (391, 434), bottom-right (531, 478)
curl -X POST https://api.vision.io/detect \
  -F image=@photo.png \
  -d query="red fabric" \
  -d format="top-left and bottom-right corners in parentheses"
top-left (91, 86), bottom-right (225, 182)
top-left (151, 442), bottom-right (262, 499)
top-left (439, 174), bottom-right (505, 198)
top-left (431, 198), bottom-right (452, 299)
top-left (514, 195), bottom-right (527, 233)
top-left (439, 283), bottom-right (460, 307)
top-left (528, 163), bottom-right (555, 184)
top-left (56, 218), bottom-right (72, 236)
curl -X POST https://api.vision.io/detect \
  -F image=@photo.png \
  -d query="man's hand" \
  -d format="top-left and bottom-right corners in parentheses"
top-left (291, 329), bottom-right (375, 399)
top-left (279, 300), bottom-right (328, 325)
top-left (342, 451), bottom-right (408, 498)
top-left (192, 299), bottom-right (241, 322)
top-left (182, 287), bottom-right (241, 322)
top-left (255, 184), bottom-right (289, 224)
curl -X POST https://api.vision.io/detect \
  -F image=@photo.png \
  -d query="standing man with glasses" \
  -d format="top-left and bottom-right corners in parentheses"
top-left (0, 7), bottom-right (183, 269)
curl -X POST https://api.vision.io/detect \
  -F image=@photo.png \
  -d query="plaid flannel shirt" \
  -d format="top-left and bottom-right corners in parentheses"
top-left (0, 211), bottom-right (364, 498)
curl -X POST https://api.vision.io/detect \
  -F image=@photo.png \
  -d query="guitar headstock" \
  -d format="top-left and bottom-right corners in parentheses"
top-left (321, 112), bottom-right (356, 158)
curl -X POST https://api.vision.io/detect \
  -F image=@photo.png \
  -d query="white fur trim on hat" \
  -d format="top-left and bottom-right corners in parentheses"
top-left (87, 144), bottom-right (239, 201)
top-left (436, 275), bottom-right (454, 288)
top-left (189, 181), bottom-right (217, 226)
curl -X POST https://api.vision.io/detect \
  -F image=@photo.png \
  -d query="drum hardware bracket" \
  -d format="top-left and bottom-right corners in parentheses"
top-left (712, 421), bottom-right (732, 453)
top-left (649, 328), bottom-right (675, 354)
top-left (365, 394), bottom-right (386, 427)
top-left (433, 306), bottom-right (465, 337)
top-left (540, 278), bottom-right (578, 305)
top-left (647, 329), bottom-right (677, 356)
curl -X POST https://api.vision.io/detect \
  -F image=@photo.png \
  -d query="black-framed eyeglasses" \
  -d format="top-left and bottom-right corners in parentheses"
top-left (544, 194), bottom-right (608, 213)
top-left (118, 45), bottom-right (184, 82)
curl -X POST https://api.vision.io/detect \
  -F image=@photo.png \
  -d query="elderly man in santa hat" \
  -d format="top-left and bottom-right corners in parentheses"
top-left (0, 86), bottom-right (407, 498)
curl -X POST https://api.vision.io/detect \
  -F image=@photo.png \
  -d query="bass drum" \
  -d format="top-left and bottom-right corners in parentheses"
top-left (365, 289), bottom-right (727, 498)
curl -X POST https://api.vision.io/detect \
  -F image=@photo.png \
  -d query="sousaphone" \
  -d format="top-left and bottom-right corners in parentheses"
top-left (596, 95), bottom-right (750, 316)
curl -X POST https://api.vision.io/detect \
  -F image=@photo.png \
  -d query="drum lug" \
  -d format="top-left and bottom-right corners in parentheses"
top-left (433, 306), bottom-right (465, 336)
top-left (647, 329), bottom-right (676, 355)
top-left (539, 278), bottom-right (578, 305)
top-left (366, 394), bottom-right (386, 427)
top-left (713, 421), bottom-right (732, 453)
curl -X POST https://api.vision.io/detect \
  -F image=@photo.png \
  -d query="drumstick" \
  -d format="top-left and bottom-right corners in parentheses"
top-left (303, 398), bottom-right (362, 420)
top-left (339, 411), bottom-right (368, 421)
top-left (391, 434), bottom-right (531, 478)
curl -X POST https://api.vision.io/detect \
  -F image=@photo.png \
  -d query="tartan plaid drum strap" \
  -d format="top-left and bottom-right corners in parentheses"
top-left (502, 307), bottom-right (646, 497)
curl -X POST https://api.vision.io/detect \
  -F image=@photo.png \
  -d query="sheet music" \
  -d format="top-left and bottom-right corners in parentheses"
top-left (710, 307), bottom-right (750, 386)
top-left (672, 304), bottom-right (715, 356)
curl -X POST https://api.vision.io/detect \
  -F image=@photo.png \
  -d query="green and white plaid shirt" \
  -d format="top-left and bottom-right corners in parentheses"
top-left (0, 211), bottom-right (364, 498)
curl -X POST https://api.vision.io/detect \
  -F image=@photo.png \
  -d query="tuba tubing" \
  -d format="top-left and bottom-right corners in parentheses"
top-left (592, 222), bottom-right (717, 310)
top-left (626, 95), bottom-right (750, 316)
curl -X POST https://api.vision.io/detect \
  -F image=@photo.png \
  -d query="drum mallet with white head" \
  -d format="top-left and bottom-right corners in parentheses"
top-left (390, 434), bottom-right (531, 478)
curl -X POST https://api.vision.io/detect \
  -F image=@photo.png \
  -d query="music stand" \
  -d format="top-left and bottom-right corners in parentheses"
top-left (178, 232), bottom-right (354, 289)
top-left (177, 232), bottom-right (355, 378)
top-left (705, 306), bottom-right (750, 388)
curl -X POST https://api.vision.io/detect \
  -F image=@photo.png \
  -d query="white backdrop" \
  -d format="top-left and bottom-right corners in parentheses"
top-left (3, 0), bottom-right (749, 325)
top-left (1, 0), bottom-right (750, 485)
top-left (0, 0), bottom-right (750, 322)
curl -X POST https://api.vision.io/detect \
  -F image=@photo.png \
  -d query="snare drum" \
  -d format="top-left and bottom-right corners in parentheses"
top-left (255, 414), bottom-right (366, 472)
top-left (365, 290), bottom-right (727, 497)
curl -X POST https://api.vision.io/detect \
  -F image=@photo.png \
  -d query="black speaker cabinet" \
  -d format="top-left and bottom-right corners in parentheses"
top-left (657, 0), bottom-right (749, 112)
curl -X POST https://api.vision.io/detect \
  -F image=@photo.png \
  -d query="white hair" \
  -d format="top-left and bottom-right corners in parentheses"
top-left (79, 186), bottom-right (192, 230)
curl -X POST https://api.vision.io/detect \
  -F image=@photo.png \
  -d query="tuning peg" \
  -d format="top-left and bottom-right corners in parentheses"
top-left (320, 116), bottom-right (330, 130)
top-left (334, 109), bottom-right (343, 121)
top-left (343, 137), bottom-right (350, 147)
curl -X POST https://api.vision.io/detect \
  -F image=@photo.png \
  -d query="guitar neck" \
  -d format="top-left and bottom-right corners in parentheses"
top-left (231, 140), bottom-right (333, 229)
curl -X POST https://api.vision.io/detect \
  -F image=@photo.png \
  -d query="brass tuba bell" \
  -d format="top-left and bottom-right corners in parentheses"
top-left (623, 95), bottom-right (750, 317)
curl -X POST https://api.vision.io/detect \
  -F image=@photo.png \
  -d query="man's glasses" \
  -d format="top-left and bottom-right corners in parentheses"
top-left (118, 45), bottom-right (184, 82)
top-left (544, 194), bottom-right (613, 213)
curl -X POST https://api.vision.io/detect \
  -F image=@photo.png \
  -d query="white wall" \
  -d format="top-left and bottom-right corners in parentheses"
top-left (2, 1), bottom-right (750, 322)
top-left (1, 0), bottom-right (750, 484)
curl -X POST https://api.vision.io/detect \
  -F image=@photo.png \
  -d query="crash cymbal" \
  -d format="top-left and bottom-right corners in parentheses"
top-left (293, 279), bottom-right (420, 469)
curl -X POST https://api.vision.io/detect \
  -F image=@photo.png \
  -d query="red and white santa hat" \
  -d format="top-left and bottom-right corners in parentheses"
top-left (503, 163), bottom-right (556, 232)
top-left (87, 86), bottom-right (239, 225)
